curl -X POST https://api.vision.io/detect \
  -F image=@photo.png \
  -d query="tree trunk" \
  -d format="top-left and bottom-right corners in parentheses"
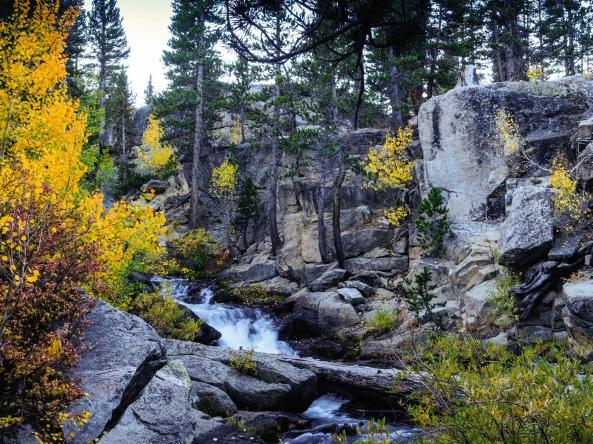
top-left (190, 16), bottom-right (206, 229)
top-left (333, 158), bottom-right (346, 269)
top-left (388, 47), bottom-right (404, 129)
top-left (269, 69), bottom-right (282, 256)
top-left (317, 152), bottom-right (329, 263)
top-left (120, 114), bottom-right (127, 183)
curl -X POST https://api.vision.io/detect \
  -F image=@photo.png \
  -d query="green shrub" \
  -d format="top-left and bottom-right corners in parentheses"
top-left (364, 308), bottom-right (401, 337)
top-left (219, 284), bottom-right (282, 306)
top-left (172, 229), bottom-right (224, 276)
top-left (399, 334), bottom-right (593, 444)
top-left (130, 292), bottom-right (202, 341)
top-left (416, 187), bottom-right (450, 256)
top-left (487, 268), bottom-right (520, 328)
top-left (402, 267), bottom-right (445, 324)
top-left (229, 349), bottom-right (258, 376)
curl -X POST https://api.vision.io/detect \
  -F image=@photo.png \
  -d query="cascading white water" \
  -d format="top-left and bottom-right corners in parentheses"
top-left (156, 278), bottom-right (295, 355)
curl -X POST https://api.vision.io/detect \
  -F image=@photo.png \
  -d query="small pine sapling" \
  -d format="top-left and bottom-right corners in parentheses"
top-left (416, 187), bottom-right (450, 256)
top-left (402, 267), bottom-right (445, 324)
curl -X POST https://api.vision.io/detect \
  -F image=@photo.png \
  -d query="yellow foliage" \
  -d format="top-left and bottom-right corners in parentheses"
top-left (229, 117), bottom-right (242, 145)
top-left (383, 206), bottom-right (407, 228)
top-left (527, 66), bottom-right (544, 81)
top-left (550, 157), bottom-right (588, 231)
top-left (0, 0), bottom-right (167, 303)
top-left (210, 158), bottom-right (239, 200)
top-left (495, 110), bottom-right (523, 155)
top-left (365, 128), bottom-right (414, 230)
top-left (135, 115), bottom-right (176, 177)
top-left (365, 127), bottom-right (414, 190)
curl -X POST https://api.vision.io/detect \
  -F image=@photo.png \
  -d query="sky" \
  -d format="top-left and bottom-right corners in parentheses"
top-left (84, 0), bottom-right (173, 106)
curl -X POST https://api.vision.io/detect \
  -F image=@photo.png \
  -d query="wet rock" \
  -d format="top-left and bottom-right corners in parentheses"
top-left (308, 268), bottom-right (347, 291)
top-left (65, 301), bottom-right (166, 444)
top-left (231, 411), bottom-right (298, 443)
top-left (191, 381), bottom-right (238, 418)
top-left (499, 179), bottom-right (554, 268)
top-left (175, 301), bottom-right (222, 345)
top-left (336, 287), bottom-right (366, 306)
top-left (100, 360), bottom-right (219, 443)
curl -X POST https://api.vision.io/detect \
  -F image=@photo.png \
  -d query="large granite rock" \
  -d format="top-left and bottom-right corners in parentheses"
top-left (342, 228), bottom-right (394, 259)
top-left (562, 280), bottom-right (593, 359)
top-left (191, 381), bottom-right (238, 418)
top-left (219, 261), bottom-right (278, 283)
top-left (65, 301), bottom-right (166, 443)
top-left (291, 290), bottom-right (360, 334)
top-left (100, 360), bottom-right (220, 444)
top-left (418, 79), bottom-right (589, 224)
top-left (344, 256), bottom-right (408, 274)
top-left (308, 268), bottom-right (347, 291)
top-left (499, 178), bottom-right (554, 268)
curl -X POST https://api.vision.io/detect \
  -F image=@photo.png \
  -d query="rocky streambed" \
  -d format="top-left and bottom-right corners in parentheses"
top-left (154, 277), bottom-right (420, 443)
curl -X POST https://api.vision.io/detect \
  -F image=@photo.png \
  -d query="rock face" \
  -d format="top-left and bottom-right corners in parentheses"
top-left (562, 280), bottom-right (593, 356)
top-left (308, 268), bottom-right (347, 291)
top-left (100, 361), bottom-right (219, 444)
top-left (291, 290), bottom-right (360, 334)
top-left (65, 301), bottom-right (166, 443)
top-left (418, 79), bottom-right (589, 225)
top-left (499, 178), bottom-right (554, 268)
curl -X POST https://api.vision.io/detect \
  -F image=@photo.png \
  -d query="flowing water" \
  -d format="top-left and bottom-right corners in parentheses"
top-left (154, 277), bottom-right (418, 442)
top-left (156, 278), bottom-right (294, 355)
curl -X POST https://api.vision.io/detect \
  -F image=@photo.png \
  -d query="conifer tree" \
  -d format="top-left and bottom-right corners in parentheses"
top-left (144, 74), bottom-right (155, 106)
top-left (160, 0), bottom-right (222, 228)
top-left (107, 69), bottom-right (135, 186)
top-left (61, 0), bottom-right (87, 96)
top-left (88, 0), bottom-right (129, 107)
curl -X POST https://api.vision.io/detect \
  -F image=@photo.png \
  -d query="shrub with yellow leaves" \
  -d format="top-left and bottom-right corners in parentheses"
top-left (210, 159), bottom-right (239, 246)
top-left (134, 115), bottom-right (177, 179)
top-left (364, 127), bottom-right (414, 228)
top-left (550, 157), bottom-right (589, 232)
top-left (495, 110), bottom-right (523, 155)
top-left (0, 1), bottom-right (168, 438)
top-left (400, 334), bottom-right (593, 444)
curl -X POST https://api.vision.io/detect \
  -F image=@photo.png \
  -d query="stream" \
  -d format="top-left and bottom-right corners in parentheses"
top-left (156, 278), bottom-right (418, 443)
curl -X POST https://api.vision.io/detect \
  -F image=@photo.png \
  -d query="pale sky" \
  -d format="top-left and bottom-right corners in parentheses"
top-left (84, 0), bottom-right (173, 106)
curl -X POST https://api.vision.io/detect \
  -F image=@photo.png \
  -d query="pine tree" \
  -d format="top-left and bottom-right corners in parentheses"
top-left (234, 178), bottom-right (260, 247)
top-left (416, 187), bottom-right (451, 256)
top-left (88, 0), bottom-right (130, 107)
top-left (144, 74), bottom-right (155, 106)
top-left (107, 69), bottom-right (135, 187)
top-left (60, 0), bottom-right (87, 96)
top-left (159, 0), bottom-right (222, 228)
top-left (402, 267), bottom-right (445, 324)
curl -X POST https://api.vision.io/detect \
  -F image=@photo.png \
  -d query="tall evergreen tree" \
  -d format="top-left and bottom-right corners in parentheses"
top-left (88, 0), bottom-right (129, 107)
top-left (160, 0), bottom-right (222, 228)
top-left (61, 0), bottom-right (87, 96)
top-left (144, 74), bottom-right (155, 106)
top-left (107, 69), bottom-right (135, 185)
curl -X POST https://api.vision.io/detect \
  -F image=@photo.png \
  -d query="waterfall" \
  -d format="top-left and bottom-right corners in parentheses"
top-left (156, 278), bottom-right (295, 355)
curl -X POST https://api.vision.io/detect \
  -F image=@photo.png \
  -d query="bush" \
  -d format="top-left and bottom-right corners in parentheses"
top-left (486, 268), bottom-right (520, 329)
top-left (0, 192), bottom-right (99, 438)
top-left (172, 229), bottom-right (224, 276)
top-left (416, 187), bottom-right (450, 256)
top-left (400, 335), bottom-right (593, 444)
top-left (364, 308), bottom-right (401, 337)
top-left (130, 292), bottom-right (202, 341)
top-left (402, 267), bottom-right (445, 324)
top-left (219, 284), bottom-right (281, 306)
top-left (229, 349), bottom-right (258, 376)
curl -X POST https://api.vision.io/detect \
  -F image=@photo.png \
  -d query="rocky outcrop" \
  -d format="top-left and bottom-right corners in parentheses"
top-left (308, 268), bottom-right (346, 291)
top-left (100, 360), bottom-right (220, 444)
top-left (65, 301), bottom-right (166, 443)
top-left (289, 289), bottom-right (360, 334)
top-left (499, 178), bottom-right (554, 268)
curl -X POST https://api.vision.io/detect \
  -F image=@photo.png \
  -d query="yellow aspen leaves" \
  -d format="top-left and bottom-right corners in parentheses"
top-left (495, 110), bottom-right (523, 155)
top-left (135, 115), bottom-right (176, 177)
top-left (365, 127), bottom-right (414, 190)
top-left (210, 158), bottom-right (239, 200)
